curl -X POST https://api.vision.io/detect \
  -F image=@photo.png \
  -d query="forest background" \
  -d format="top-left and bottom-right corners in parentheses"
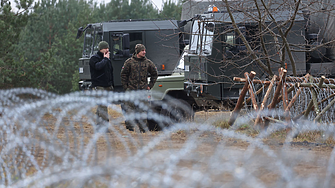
top-left (0, 0), bottom-right (183, 94)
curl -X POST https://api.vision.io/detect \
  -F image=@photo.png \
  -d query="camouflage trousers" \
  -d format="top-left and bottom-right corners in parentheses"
top-left (121, 100), bottom-right (148, 132)
top-left (95, 86), bottom-right (113, 122)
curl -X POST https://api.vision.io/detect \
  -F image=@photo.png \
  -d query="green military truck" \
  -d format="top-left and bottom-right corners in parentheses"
top-left (76, 19), bottom-right (193, 127)
top-left (76, 19), bottom-right (186, 91)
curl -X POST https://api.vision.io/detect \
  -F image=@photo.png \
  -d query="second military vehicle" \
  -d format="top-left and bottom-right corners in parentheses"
top-left (152, 1), bottom-right (335, 114)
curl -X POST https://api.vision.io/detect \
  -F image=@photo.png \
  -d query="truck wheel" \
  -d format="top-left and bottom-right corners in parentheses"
top-left (147, 107), bottom-right (164, 131)
top-left (147, 119), bottom-right (161, 131)
top-left (160, 99), bottom-right (193, 126)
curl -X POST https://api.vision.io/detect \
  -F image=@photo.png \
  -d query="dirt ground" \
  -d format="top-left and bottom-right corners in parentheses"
top-left (38, 106), bottom-right (335, 186)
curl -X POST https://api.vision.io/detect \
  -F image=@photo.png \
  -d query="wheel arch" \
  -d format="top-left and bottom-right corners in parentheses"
top-left (164, 90), bottom-right (197, 110)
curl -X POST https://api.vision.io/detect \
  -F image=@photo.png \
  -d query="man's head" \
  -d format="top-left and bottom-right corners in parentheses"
top-left (98, 41), bottom-right (109, 54)
top-left (135, 44), bottom-right (146, 58)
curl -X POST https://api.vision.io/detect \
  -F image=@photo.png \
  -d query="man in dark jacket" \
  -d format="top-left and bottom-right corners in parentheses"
top-left (90, 41), bottom-right (114, 123)
top-left (120, 44), bottom-right (158, 132)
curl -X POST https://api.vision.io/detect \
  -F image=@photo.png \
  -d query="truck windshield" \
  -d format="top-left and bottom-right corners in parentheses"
top-left (83, 26), bottom-right (102, 58)
top-left (224, 25), bottom-right (260, 57)
top-left (190, 21), bottom-right (214, 55)
top-left (83, 28), bottom-right (94, 58)
top-left (112, 33), bottom-right (123, 56)
top-left (225, 30), bottom-right (235, 52)
top-left (93, 27), bottom-right (103, 53)
top-left (174, 45), bottom-right (189, 73)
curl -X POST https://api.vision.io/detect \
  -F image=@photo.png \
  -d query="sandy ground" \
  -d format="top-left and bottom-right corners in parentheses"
top-left (30, 105), bottom-right (335, 186)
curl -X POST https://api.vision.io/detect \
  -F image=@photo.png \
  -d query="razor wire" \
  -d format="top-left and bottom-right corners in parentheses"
top-left (0, 88), bottom-right (335, 187)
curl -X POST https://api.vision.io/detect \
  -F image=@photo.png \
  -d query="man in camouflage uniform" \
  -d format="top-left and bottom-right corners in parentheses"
top-left (89, 41), bottom-right (114, 126)
top-left (120, 44), bottom-right (158, 132)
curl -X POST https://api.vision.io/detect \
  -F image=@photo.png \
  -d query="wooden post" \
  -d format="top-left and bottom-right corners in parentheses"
top-left (264, 116), bottom-right (284, 124)
top-left (313, 76), bottom-right (335, 84)
top-left (263, 69), bottom-right (286, 129)
top-left (314, 97), bottom-right (335, 122)
top-left (268, 74), bottom-right (309, 108)
top-left (248, 84), bottom-right (258, 111)
top-left (284, 83), bottom-right (300, 122)
top-left (318, 76), bottom-right (326, 88)
top-left (234, 77), bottom-right (271, 85)
top-left (312, 76), bottom-right (325, 121)
top-left (269, 69), bottom-right (287, 109)
top-left (304, 75), bottom-right (315, 119)
top-left (299, 83), bottom-right (335, 89)
top-left (284, 74), bottom-right (309, 121)
top-left (243, 85), bottom-right (267, 105)
top-left (254, 75), bottom-right (277, 127)
top-left (311, 87), bottom-right (320, 115)
top-left (268, 83), bottom-right (298, 109)
top-left (283, 80), bottom-right (288, 110)
top-left (228, 71), bottom-right (256, 126)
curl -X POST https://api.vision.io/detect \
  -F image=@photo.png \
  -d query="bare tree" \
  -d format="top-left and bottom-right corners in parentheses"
top-left (177, 0), bottom-right (335, 110)
top-left (183, 0), bottom-right (335, 76)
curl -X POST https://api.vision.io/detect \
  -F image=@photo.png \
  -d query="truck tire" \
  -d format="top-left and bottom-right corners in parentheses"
top-left (160, 99), bottom-right (193, 126)
top-left (147, 99), bottom-right (193, 131)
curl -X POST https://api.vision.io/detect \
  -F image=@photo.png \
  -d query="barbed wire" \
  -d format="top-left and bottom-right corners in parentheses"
top-left (0, 88), bottom-right (335, 187)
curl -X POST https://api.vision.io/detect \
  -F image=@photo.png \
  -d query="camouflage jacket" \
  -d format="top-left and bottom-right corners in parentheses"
top-left (120, 54), bottom-right (158, 90)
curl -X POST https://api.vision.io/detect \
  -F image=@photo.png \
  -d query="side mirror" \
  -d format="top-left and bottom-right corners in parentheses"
top-left (122, 34), bottom-right (130, 57)
top-left (76, 24), bottom-right (92, 39)
top-left (122, 34), bottom-right (130, 50)
top-left (178, 20), bottom-right (188, 28)
top-left (76, 27), bottom-right (84, 39)
top-left (123, 49), bottom-right (130, 57)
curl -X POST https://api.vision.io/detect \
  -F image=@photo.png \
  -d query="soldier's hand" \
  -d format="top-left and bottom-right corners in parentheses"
top-left (147, 86), bottom-right (150, 90)
top-left (104, 51), bottom-right (110, 59)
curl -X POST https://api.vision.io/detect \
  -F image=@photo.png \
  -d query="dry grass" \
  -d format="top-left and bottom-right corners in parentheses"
top-left (210, 117), bottom-right (335, 145)
top-left (293, 131), bottom-right (335, 145)
top-left (212, 120), bottom-right (230, 129)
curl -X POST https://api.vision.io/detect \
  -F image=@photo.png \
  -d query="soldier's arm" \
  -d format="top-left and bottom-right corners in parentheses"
top-left (120, 60), bottom-right (131, 90)
top-left (90, 55), bottom-right (108, 70)
top-left (110, 62), bottom-right (114, 87)
top-left (148, 60), bottom-right (158, 89)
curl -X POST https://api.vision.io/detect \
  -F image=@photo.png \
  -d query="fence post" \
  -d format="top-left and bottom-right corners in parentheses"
top-left (228, 71), bottom-right (256, 126)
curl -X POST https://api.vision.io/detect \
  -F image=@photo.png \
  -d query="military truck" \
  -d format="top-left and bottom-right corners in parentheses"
top-left (76, 19), bottom-right (185, 91)
top-left (151, 1), bottom-right (335, 114)
top-left (76, 19), bottom-right (197, 129)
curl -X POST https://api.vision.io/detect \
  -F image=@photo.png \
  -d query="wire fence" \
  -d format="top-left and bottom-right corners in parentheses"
top-left (1, 88), bottom-right (335, 187)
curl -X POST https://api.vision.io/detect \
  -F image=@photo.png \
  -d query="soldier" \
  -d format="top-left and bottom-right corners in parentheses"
top-left (120, 44), bottom-right (158, 132)
top-left (89, 41), bottom-right (114, 125)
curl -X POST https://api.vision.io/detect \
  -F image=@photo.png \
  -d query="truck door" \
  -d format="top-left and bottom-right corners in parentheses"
top-left (222, 24), bottom-right (262, 98)
top-left (110, 32), bottom-right (131, 91)
top-left (110, 32), bottom-right (143, 91)
top-left (110, 32), bottom-right (124, 90)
